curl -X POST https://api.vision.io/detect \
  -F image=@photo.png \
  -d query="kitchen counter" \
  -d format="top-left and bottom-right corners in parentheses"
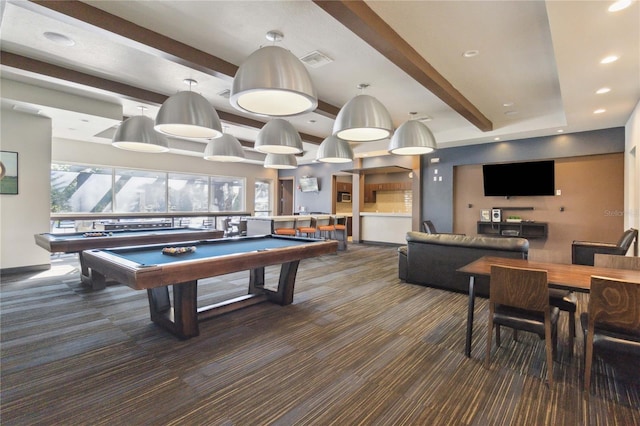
top-left (360, 212), bottom-right (411, 217)
top-left (359, 213), bottom-right (412, 244)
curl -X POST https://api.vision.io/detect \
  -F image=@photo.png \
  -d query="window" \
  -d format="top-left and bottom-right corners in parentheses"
top-left (210, 177), bottom-right (245, 212)
top-left (168, 173), bottom-right (209, 212)
top-left (51, 164), bottom-right (113, 213)
top-left (114, 169), bottom-right (167, 213)
top-left (254, 179), bottom-right (272, 216)
top-left (51, 164), bottom-right (248, 215)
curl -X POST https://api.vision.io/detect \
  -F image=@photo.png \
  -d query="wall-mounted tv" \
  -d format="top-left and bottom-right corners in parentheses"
top-left (482, 160), bottom-right (555, 197)
top-left (299, 177), bottom-right (319, 192)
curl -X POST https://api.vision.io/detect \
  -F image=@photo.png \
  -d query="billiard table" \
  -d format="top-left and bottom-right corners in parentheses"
top-left (81, 235), bottom-right (338, 339)
top-left (34, 227), bottom-right (224, 289)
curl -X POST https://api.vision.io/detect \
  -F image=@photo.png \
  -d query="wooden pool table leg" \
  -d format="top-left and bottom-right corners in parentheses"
top-left (248, 261), bottom-right (301, 305)
top-left (147, 281), bottom-right (199, 339)
top-left (79, 253), bottom-right (106, 290)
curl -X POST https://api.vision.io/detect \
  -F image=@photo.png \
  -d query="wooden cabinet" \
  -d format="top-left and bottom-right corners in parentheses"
top-left (337, 182), bottom-right (352, 193)
top-left (363, 181), bottom-right (412, 203)
top-left (477, 221), bottom-right (548, 239)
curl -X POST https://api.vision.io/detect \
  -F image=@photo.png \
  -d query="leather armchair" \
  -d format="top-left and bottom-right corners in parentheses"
top-left (571, 228), bottom-right (638, 266)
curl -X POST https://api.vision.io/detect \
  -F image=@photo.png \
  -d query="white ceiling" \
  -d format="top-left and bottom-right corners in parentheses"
top-left (1, 0), bottom-right (638, 165)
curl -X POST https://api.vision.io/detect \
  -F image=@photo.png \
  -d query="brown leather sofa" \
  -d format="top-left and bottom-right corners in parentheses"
top-left (571, 228), bottom-right (638, 266)
top-left (398, 232), bottom-right (529, 297)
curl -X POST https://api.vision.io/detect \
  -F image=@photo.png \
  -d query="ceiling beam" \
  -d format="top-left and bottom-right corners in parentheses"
top-left (1, 52), bottom-right (324, 145)
top-left (23, 0), bottom-right (340, 119)
top-left (313, 0), bottom-right (493, 132)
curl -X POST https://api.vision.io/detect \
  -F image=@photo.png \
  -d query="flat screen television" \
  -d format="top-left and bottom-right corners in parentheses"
top-left (299, 177), bottom-right (319, 192)
top-left (482, 160), bottom-right (555, 197)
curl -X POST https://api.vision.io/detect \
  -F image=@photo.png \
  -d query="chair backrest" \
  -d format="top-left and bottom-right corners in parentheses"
top-left (616, 228), bottom-right (638, 252)
top-left (589, 276), bottom-right (640, 337)
top-left (422, 220), bottom-right (437, 234)
top-left (490, 265), bottom-right (549, 312)
top-left (594, 254), bottom-right (640, 270)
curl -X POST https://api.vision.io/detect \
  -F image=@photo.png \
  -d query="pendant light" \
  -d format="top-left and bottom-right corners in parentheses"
top-left (333, 83), bottom-right (393, 142)
top-left (155, 79), bottom-right (223, 139)
top-left (231, 31), bottom-right (317, 117)
top-left (316, 135), bottom-right (354, 163)
top-left (203, 128), bottom-right (245, 162)
top-left (112, 106), bottom-right (169, 153)
top-left (263, 153), bottom-right (297, 169)
top-left (254, 119), bottom-right (303, 154)
top-left (388, 113), bottom-right (437, 155)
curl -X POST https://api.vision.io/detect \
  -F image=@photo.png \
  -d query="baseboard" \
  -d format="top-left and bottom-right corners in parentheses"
top-left (1, 264), bottom-right (50, 276)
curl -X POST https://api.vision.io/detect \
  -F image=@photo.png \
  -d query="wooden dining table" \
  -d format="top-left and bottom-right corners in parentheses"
top-left (457, 256), bottom-right (640, 357)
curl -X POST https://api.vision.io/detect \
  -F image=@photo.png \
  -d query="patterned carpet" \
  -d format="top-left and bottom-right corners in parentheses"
top-left (1, 243), bottom-right (638, 425)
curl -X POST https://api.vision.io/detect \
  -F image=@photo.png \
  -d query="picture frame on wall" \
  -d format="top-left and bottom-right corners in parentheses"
top-left (480, 209), bottom-right (491, 222)
top-left (0, 151), bottom-right (18, 195)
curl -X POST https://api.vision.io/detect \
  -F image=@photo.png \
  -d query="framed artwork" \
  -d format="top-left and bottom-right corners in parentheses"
top-left (480, 209), bottom-right (491, 222)
top-left (0, 151), bottom-right (18, 195)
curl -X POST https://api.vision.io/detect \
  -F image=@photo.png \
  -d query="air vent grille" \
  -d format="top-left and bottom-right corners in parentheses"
top-left (299, 50), bottom-right (333, 68)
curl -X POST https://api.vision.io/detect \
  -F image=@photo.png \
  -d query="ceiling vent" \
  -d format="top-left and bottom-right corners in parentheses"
top-left (299, 50), bottom-right (333, 68)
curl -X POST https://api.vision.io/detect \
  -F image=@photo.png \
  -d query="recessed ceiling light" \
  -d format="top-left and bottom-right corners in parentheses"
top-left (502, 102), bottom-right (514, 107)
top-left (608, 0), bottom-right (632, 12)
top-left (596, 87), bottom-right (611, 94)
top-left (504, 110), bottom-right (518, 116)
top-left (462, 50), bottom-right (480, 58)
top-left (600, 55), bottom-right (619, 64)
top-left (494, 137), bottom-right (501, 141)
top-left (557, 129), bottom-right (564, 133)
top-left (594, 108), bottom-right (606, 114)
top-left (43, 32), bottom-right (75, 46)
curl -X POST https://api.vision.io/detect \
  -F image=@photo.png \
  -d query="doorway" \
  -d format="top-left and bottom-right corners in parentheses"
top-left (277, 178), bottom-right (294, 215)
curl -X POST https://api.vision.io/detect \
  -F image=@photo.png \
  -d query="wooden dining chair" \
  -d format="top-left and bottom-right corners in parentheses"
top-left (583, 275), bottom-right (640, 392)
top-left (486, 265), bottom-right (559, 386)
top-left (593, 253), bottom-right (640, 270)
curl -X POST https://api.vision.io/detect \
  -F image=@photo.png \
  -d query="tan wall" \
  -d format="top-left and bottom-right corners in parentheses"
top-left (453, 153), bottom-right (624, 263)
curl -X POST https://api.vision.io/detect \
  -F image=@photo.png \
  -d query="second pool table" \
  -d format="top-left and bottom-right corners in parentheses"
top-left (34, 227), bottom-right (224, 289)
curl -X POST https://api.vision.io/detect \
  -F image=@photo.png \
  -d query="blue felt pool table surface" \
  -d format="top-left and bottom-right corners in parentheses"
top-left (105, 236), bottom-right (316, 266)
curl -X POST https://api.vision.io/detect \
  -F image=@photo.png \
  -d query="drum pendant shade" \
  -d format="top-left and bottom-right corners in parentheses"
top-left (333, 94), bottom-right (393, 142)
top-left (264, 153), bottom-right (297, 169)
top-left (231, 45), bottom-right (317, 116)
top-left (112, 115), bottom-right (169, 153)
top-left (316, 135), bottom-right (354, 163)
top-left (388, 120), bottom-right (437, 155)
top-left (204, 133), bottom-right (246, 162)
top-left (255, 119), bottom-right (303, 154)
top-left (155, 91), bottom-right (223, 139)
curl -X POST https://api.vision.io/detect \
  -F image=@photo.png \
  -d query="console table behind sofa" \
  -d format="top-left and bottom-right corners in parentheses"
top-left (398, 232), bottom-right (529, 297)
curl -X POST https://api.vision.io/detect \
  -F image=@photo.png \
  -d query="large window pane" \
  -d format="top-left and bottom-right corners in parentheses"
top-left (114, 169), bottom-right (167, 213)
top-left (254, 179), bottom-right (272, 216)
top-left (51, 164), bottom-right (113, 213)
top-left (168, 173), bottom-right (209, 212)
top-left (210, 177), bottom-right (245, 212)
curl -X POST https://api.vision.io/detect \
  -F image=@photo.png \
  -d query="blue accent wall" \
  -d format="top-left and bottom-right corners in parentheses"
top-left (421, 127), bottom-right (625, 232)
top-left (279, 161), bottom-right (346, 213)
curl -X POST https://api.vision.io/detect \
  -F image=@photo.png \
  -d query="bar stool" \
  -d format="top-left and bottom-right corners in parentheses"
top-left (332, 215), bottom-right (348, 250)
top-left (296, 216), bottom-right (316, 238)
top-left (313, 215), bottom-right (334, 240)
top-left (273, 217), bottom-right (297, 236)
